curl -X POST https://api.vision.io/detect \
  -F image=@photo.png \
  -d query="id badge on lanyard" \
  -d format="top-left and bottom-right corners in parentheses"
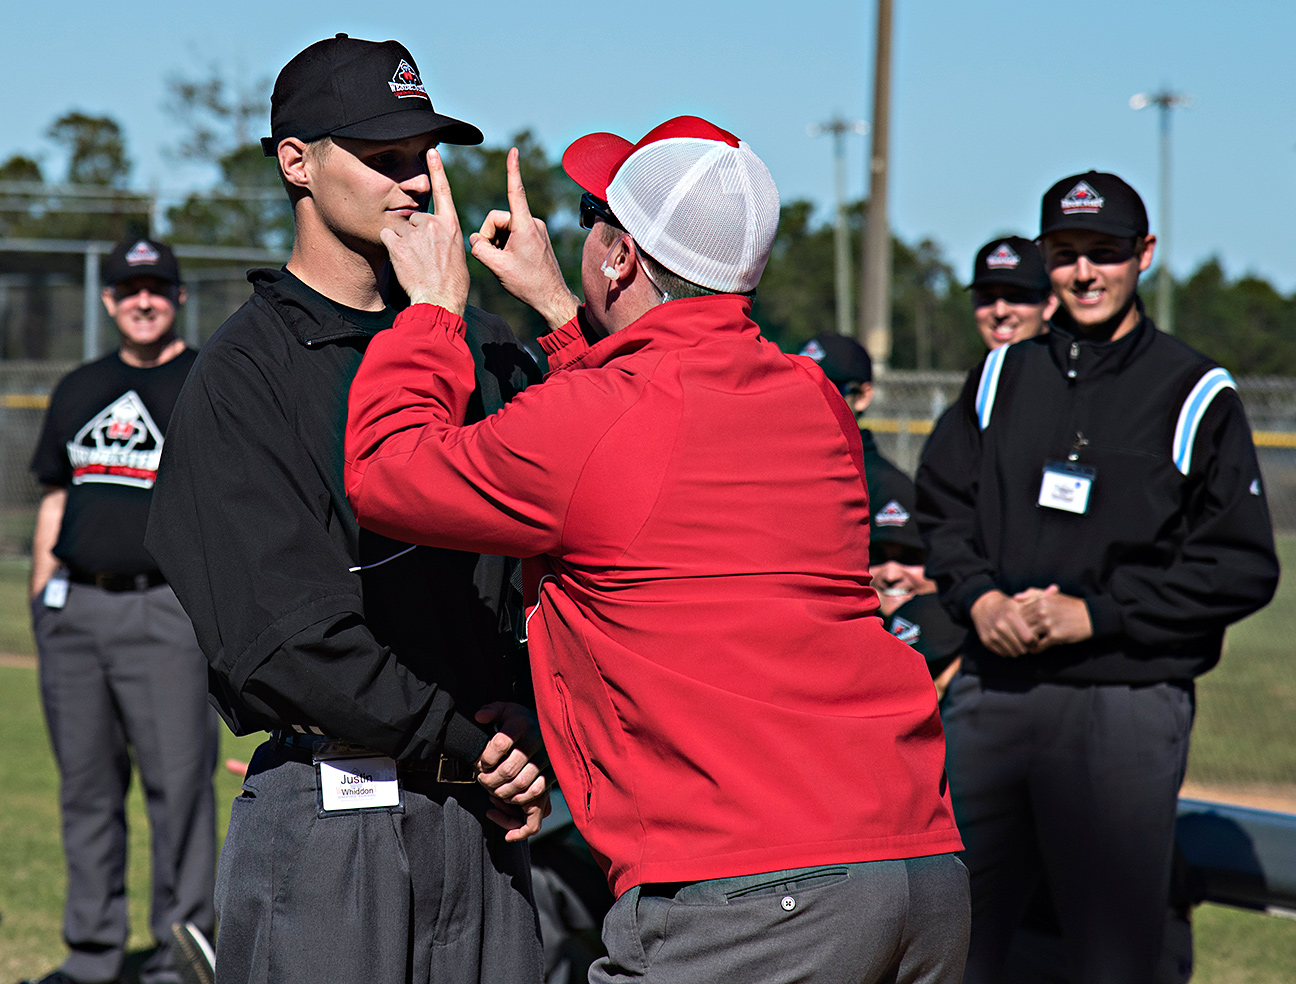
top-left (1038, 460), bottom-right (1096, 515)
top-left (312, 740), bottom-right (403, 816)
top-left (43, 569), bottom-right (70, 609)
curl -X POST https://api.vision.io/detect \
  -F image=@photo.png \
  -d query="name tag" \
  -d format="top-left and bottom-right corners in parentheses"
top-left (43, 572), bottom-right (69, 609)
top-left (318, 754), bottom-right (400, 812)
top-left (1038, 462), bottom-right (1095, 515)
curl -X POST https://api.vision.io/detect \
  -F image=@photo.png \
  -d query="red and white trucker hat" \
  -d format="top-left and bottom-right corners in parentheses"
top-left (562, 116), bottom-right (780, 294)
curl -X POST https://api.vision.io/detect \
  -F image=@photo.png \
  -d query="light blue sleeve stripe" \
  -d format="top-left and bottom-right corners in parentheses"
top-left (1172, 367), bottom-right (1237, 475)
top-left (974, 345), bottom-right (1009, 431)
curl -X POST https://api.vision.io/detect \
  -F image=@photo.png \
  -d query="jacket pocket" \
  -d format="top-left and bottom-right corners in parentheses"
top-left (553, 674), bottom-right (595, 822)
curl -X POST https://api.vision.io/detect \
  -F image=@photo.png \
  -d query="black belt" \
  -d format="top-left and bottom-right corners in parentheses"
top-left (270, 730), bottom-right (476, 783)
top-left (68, 568), bottom-right (166, 592)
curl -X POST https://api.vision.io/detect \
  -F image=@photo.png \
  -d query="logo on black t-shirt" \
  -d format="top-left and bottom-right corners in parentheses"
top-left (66, 390), bottom-right (165, 489)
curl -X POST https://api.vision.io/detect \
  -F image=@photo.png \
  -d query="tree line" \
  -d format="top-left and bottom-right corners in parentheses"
top-left (1, 75), bottom-right (1293, 374)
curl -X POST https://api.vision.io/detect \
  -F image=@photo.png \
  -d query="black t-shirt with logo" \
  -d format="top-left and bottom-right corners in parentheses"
top-left (31, 348), bottom-right (197, 576)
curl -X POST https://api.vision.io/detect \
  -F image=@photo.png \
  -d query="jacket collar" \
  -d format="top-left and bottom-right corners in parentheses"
top-left (549, 294), bottom-right (760, 374)
top-left (248, 268), bottom-right (377, 348)
top-left (1044, 295), bottom-right (1157, 378)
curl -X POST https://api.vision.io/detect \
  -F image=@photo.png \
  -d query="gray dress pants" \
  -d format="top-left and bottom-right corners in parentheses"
top-left (33, 582), bottom-right (219, 984)
top-left (591, 855), bottom-right (969, 984)
top-left (213, 739), bottom-right (544, 984)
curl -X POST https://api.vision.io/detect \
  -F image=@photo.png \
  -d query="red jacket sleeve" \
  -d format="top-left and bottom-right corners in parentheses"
top-left (345, 304), bottom-right (617, 559)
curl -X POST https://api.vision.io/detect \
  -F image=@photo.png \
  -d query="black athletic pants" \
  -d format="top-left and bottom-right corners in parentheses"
top-left (941, 673), bottom-right (1194, 984)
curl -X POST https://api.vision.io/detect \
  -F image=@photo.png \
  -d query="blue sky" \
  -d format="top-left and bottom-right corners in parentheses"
top-left (2, 0), bottom-right (1293, 289)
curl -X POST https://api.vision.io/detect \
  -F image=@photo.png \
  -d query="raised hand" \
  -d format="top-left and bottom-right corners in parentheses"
top-left (379, 148), bottom-right (470, 317)
top-left (469, 147), bottom-right (579, 330)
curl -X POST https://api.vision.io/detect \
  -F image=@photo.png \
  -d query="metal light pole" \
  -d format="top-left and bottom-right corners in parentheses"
top-left (808, 118), bottom-right (868, 338)
top-left (860, 0), bottom-right (893, 370)
top-left (1131, 88), bottom-right (1192, 334)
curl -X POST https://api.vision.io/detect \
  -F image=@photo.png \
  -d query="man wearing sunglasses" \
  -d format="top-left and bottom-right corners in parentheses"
top-left (345, 115), bottom-right (968, 984)
top-left (967, 235), bottom-right (1055, 351)
top-left (916, 171), bottom-right (1278, 983)
top-left (26, 239), bottom-right (218, 984)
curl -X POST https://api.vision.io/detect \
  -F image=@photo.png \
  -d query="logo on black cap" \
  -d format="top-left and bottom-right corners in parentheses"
top-left (1060, 181), bottom-right (1105, 215)
top-left (985, 243), bottom-right (1020, 270)
top-left (124, 240), bottom-right (161, 267)
top-left (875, 500), bottom-right (910, 527)
top-left (389, 59), bottom-right (430, 100)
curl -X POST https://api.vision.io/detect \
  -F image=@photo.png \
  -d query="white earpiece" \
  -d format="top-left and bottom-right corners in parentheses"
top-left (602, 263), bottom-right (618, 281)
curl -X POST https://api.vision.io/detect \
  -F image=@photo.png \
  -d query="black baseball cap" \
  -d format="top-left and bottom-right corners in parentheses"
top-left (799, 332), bottom-right (873, 385)
top-left (969, 236), bottom-right (1049, 293)
top-left (102, 239), bottom-right (181, 286)
top-left (1039, 170), bottom-right (1148, 239)
top-left (868, 466), bottom-right (924, 556)
top-left (261, 34), bottom-right (483, 156)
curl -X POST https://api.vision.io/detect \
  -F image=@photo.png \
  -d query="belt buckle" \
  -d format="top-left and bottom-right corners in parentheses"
top-left (436, 756), bottom-right (476, 784)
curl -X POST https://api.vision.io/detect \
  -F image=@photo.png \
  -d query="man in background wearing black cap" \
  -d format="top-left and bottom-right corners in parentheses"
top-left (26, 239), bottom-right (217, 984)
top-left (146, 36), bottom-right (545, 984)
top-left (967, 236), bottom-right (1054, 351)
top-left (917, 171), bottom-right (1278, 982)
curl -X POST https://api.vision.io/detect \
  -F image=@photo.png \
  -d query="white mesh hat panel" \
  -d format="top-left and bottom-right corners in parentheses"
top-left (607, 136), bottom-right (780, 293)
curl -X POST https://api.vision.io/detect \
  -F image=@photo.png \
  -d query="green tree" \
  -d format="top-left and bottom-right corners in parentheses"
top-left (162, 68), bottom-right (289, 249)
top-left (35, 113), bottom-right (147, 240)
top-left (442, 132), bottom-right (583, 344)
top-left (752, 199), bottom-right (975, 368)
top-left (47, 112), bottom-right (130, 187)
top-left (1174, 259), bottom-right (1296, 376)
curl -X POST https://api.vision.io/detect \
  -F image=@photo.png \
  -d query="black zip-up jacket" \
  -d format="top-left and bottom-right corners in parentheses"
top-left (916, 307), bottom-right (1278, 684)
top-left (145, 269), bottom-right (541, 767)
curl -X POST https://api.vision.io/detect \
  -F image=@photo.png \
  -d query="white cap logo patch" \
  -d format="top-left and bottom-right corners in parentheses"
top-left (1060, 181), bottom-right (1105, 215)
top-left (388, 59), bottom-right (430, 100)
top-left (875, 500), bottom-right (910, 527)
top-left (890, 616), bottom-right (920, 645)
top-left (125, 240), bottom-right (160, 266)
top-left (985, 243), bottom-right (1021, 269)
top-left (800, 339), bottom-right (827, 362)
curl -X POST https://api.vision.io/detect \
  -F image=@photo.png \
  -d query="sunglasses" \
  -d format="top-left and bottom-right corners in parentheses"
top-left (972, 287), bottom-right (1050, 308)
top-left (579, 192), bottom-right (622, 231)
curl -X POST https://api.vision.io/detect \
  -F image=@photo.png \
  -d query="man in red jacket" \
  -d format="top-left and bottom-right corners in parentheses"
top-left (346, 117), bottom-right (967, 983)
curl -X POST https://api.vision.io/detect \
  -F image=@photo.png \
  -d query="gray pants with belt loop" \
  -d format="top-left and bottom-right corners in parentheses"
top-left (590, 855), bottom-right (969, 984)
top-left (213, 738), bottom-right (544, 984)
top-left (33, 581), bottom-right (219, 984)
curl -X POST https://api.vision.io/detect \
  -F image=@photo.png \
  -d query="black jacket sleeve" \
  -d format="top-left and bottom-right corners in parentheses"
top-left (146, 343), bottom-right (490, 768)
top-left (1085, 390), bottom-right (1279, 646)
top-left (915, 367), bottom-right (1000, 622)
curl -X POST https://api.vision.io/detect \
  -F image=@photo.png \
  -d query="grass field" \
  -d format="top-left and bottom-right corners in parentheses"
top-left (1, 549), bottom-right (1295, 980)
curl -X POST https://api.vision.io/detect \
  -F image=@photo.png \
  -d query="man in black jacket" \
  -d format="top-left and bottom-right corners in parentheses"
top-left (916, 171), bottom-right (1278, 984)
top-left (145, 36), bottom-right (546, 984)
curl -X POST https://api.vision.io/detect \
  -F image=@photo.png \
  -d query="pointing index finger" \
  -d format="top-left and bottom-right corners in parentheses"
top-left (505, 147), bottom-right (534, 229)
top-left (426, 148), bottom-right (459, 224)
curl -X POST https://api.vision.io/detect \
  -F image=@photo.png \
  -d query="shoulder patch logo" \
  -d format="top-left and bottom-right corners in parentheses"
top-left (1060, 181), bottom-right (1104, 215)
top-left (389, 59), bottom-right (430, 100)
top-left (66, 390), bottom-right (165, 489)
top-left (890, 616), bottom-right (921, 645)
top-left (985, 243), bottom-right (1021, 269)
top-left (125, 240), bottom-right (160, 266)
top-left (875, 499), bottom-right (910, 527)
top-left (800, 339), bottom-right (826, 361)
